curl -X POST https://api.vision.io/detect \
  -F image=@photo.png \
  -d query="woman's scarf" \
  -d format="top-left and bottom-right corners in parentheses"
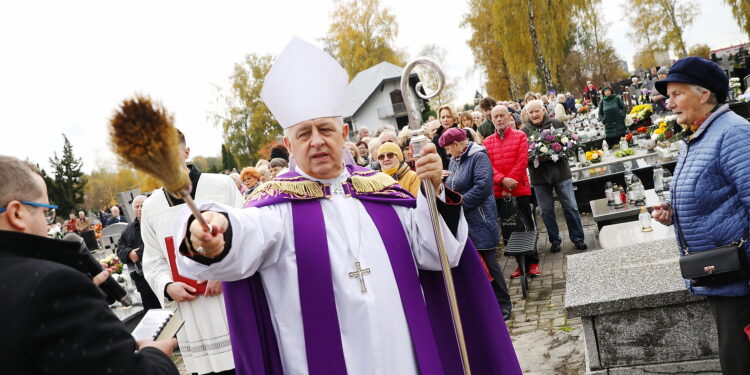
top-left (383, 162), bottom-right (411, 181)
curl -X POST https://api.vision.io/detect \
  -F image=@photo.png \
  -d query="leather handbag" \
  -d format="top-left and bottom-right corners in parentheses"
top-left (675, 210), bottom-right (750, 287)
top-left (502, 198), bottom-right (538, 257)
top-left (498, 197), bottom-right (526, 243)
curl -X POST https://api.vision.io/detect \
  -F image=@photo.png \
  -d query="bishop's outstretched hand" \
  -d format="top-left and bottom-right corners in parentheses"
top-left (189, 211), bottom-right (228, 258)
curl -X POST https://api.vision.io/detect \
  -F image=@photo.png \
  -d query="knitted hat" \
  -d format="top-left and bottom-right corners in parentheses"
top-left (377, 142), bottom-right (404, 162)
top-left (438, 127), bottom-right (467, 147)
top-left (655, 57), bottom-right (729, 103)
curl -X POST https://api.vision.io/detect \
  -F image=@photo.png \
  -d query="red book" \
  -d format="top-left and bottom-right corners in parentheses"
top-left (165, 236), bottom-right (206, 296)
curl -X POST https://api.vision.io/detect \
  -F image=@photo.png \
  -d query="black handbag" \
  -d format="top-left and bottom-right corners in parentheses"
top-left (500, 197), bottom-right (538, 256)
top-left (498, 197), bottom-right (527, 243)
top-left (675, 210), bottom-right (750, 287)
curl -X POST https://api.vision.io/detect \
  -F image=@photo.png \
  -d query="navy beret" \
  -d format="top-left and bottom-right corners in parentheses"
top-left (655, 57), bottom-right (729, 103)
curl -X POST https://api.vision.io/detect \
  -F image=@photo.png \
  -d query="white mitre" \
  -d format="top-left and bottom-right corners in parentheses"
top-left (260, 37), bottom-right (349, 129)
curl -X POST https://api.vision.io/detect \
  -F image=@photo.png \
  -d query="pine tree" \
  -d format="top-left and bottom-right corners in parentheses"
top-left (48, 134), bottom-right (86, 218)
top-left (221, 144), bottom-right (238, 172)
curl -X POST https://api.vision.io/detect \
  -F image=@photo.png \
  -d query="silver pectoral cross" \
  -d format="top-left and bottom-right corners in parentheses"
top-left (348, 261), bottom-right (371, 294)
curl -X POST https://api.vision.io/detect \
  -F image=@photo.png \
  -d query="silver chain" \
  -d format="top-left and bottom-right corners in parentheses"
top-left (320, 189), bottom-right (364, 262)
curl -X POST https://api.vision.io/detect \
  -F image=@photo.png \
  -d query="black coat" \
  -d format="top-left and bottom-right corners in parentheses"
top-left (0, 230), bottom-right (178, 375)
top-left (116, 219), bottom-right (161, 310)
top-left (117, 219), bottom-right (144, 266)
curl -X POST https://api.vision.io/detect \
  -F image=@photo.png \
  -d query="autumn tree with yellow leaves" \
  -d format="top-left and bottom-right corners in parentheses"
top-left (84, 167), bottom-right (138, 211)
top-left (626, 0), bottom-right (698, 59)
top-left (323, 0), bottom-right (405, 79)
top-left (462, 0), bottom-right (514, 99)
top-left (463, 0), bottom-right (624, 99)
top-left (688, 44), bottom-right (712, 59)
top-left (214, 53), bottom-right (281, 167)
top-left (563, 2), bottom-right (628, 90)
top-left (724, 0), bottom-right (750, 40)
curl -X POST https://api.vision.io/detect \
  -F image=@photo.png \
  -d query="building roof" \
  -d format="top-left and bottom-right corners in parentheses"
top-left (711, 42), bottom-right (750, 54)
top-left (341, 61), bottom-right (417, 118)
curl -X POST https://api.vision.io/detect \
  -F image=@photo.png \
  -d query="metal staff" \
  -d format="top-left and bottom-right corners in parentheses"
top-left (401, 58), bottom-right (471, 375)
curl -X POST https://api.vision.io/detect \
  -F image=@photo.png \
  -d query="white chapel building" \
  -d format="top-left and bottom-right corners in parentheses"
top-left (341, 62), bottom-right (425, 135)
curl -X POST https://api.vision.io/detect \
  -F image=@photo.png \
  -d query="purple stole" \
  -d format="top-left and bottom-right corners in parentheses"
top-left (221, 167), bottom-right (522, 375)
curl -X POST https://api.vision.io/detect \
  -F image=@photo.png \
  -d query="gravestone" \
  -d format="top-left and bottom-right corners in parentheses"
top-left (117, 188), bottom-right (141, 222)
top-left (565, 238), bottom-right (721, 374)
top-left (100, 222), bottom-right (128, 254)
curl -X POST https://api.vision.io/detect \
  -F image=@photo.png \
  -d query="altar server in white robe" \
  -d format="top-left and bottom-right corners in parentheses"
top-left (170, 38), bottom-right (491, 375)
top-left (142, 129), bottom-right (244, 375)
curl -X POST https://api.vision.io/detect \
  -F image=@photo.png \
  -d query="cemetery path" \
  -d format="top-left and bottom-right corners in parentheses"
top-left (503, 205), bottom-right (597, 374)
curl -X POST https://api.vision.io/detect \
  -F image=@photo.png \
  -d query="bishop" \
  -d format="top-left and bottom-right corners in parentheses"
top-left (174, 37), bottom-right (521, 375)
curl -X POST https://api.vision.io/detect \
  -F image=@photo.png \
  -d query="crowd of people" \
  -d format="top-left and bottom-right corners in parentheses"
top-left (206, 89), bottom-right (593, 325)
top-left (2, 31), bottom-right (750, 374)
top-left (20, 60), bottom-right (678, 374)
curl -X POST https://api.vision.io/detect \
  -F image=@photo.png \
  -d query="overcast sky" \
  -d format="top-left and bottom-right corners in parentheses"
top-left (1, 0), bottom-right (746, 173)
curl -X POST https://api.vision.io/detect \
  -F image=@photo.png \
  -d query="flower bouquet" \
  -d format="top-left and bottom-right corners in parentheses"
top-left (626, 104), bottom-right (653, 129)
top-left (650, 114), bottom-right (681, 142)
top-left (639, 88), bottom-right (652, 104)
top-left (527, 129), bottom-right (580, 168)
top-left (614, 148), bottom-right (635, 157)
top-left (585, 149), bottom-right (604, 163)
top-left (102, 254), bottom-right (124, 274)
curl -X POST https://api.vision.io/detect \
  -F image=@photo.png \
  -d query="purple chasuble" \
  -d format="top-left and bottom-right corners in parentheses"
top-left (221, 166), bottom-right (522, 375)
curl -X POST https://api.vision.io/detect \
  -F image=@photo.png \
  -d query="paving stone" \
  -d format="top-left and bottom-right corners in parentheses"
top-left (498, 202), bottom-right (597, 342)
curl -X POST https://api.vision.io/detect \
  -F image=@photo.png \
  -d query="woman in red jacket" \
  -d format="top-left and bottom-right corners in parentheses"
top-left (483, 105), bottom-right (540, 277)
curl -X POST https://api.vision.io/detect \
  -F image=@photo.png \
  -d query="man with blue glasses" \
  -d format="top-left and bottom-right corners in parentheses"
top-left (0, 155), bottom-right (179, 374)
top-left (0, 201), bottom-right (57, 222)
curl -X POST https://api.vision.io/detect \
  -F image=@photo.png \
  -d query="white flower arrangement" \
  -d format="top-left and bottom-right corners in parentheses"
top-left (625, 114), bottom-right (634, 126)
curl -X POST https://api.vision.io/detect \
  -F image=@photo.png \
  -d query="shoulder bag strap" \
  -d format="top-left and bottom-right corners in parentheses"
top-left (672, 208), bottom-right (689, 256)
